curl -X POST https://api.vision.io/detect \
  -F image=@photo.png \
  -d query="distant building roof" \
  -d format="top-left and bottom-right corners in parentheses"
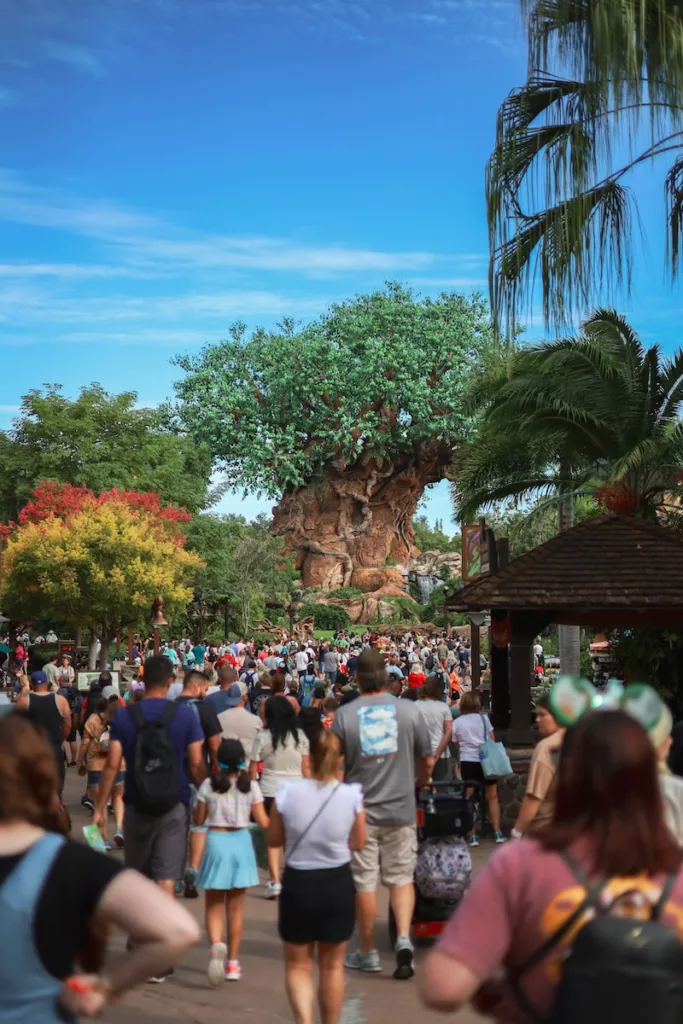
top-left (447, 515), bottom-right (683, 622)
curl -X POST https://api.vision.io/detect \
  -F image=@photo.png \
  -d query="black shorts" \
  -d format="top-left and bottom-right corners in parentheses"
top-left (66, 726), bottom-right (77, 743)
top-left (263, 796), bottom-right (275, 815)
top-left (279, 864), bottom-right (355, 945)
top-left (460, 761), bottom-right (487, 784)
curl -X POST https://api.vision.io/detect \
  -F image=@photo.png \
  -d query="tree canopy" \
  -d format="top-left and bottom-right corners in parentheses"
top-left (184, 513), bottom-right (297, 637)
top-left (0, 384), bottom-right (213, 520)
top-left (174, 284), bottom-right (492, 497)
top-left (488, 0), bottom-right (683, 336)
top-left (0, 483), bottom-right (203, 642)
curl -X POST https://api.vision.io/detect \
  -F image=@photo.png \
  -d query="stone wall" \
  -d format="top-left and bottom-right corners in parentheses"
top-left (497, 750), bottom-right (533, 834)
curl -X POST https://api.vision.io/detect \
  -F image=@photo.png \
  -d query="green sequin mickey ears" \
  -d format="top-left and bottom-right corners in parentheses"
top-left (548, 676), bottom-right (665, 732)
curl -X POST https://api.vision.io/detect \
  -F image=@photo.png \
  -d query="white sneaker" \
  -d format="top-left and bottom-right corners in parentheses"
top-left (208, 943), bottom-right (227, 986)
top-left (265, 881), bottom-right (282, 900)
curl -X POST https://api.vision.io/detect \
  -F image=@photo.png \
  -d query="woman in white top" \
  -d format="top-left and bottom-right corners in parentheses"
top-left (417, 676), bottom-right (453, 781)
top-left (250, 696), bottom-right (310, 899)
top-left (268, 731), bottom-right (365, 1024)
top-left (452, 691), bottom-right (506, 847)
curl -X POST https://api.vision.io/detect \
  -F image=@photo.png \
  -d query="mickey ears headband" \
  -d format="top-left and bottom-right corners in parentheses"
top-left (549, 675), bottom-right (666, 733)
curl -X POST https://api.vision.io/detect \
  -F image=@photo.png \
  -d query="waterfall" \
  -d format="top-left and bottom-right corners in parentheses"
top-left (409, 571), bottom-right (441, 605)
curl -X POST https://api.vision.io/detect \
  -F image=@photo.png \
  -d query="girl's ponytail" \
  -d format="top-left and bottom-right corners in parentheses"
top-left (211, 738), bottom-right (250, 794)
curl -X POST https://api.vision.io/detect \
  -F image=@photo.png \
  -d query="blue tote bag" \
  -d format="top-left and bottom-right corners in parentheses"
top-left (479, 713), bottom-right (512, 780)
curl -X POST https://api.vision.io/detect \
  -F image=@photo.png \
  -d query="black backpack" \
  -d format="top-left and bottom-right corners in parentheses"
top-left (511, 853), bottom-right (683, 1024)
top-left (128, 703), bottom-right (180, 816)
top-left (425, 654), bottom-right (435, 671)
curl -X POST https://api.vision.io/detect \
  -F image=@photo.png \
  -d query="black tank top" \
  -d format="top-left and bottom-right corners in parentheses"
top-left (26, 692), bottom-right (63, 754)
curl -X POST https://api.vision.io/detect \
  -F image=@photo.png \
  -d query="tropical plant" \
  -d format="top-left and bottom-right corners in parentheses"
top-left (413, 515), bottom-right (461, 553)
top-left (488, 0), bottom-right (683, 338)
top-left (453, 309), bottom-right (683, 671)
top-left (175, 284), bottom-right (491, 597)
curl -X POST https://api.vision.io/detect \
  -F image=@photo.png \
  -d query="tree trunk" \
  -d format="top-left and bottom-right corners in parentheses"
top-left (271, 449), bottom-right (450, 620)
top-left (557, 490), bottom-right (581, 675)
top-left (87, 635), bottom-right (99, 670)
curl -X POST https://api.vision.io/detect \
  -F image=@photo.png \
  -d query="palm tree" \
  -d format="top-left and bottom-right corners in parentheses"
top-left (453, 309), bottom-right (683, 671)
top-left (488, 0), bottom-right (683, 339)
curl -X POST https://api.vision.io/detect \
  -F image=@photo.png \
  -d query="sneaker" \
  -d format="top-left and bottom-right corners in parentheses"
top-left (184, 868), bottom-right (199, 899)
top-left (81, 795), bottom-right (94, 812)
top-left (147, 969), bottom-right (174, 984)
top-left (208, 943), bottom-right (227, 987)
top-left (226, 960), bottom-right (242, 982)
top-left (494, 831), bottom-right (507, 844)
top-left (103, 840), bottom-right (112, 852)
top-left (264, 881), bottom-right (282, 900)
top-left (468, 834), bottom-right (480, 848)
top-left (67, 761), bottom-right (77, 768)
top-left (113, 830), bottom-right (124, 848)
top-left (344, 949), bottom-right (382, 973)
top-left (393, 936), bottom-right (415, 981)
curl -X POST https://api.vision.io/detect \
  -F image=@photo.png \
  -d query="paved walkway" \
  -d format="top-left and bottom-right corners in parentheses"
top-left (65, 771), bottom-right (487, 1023)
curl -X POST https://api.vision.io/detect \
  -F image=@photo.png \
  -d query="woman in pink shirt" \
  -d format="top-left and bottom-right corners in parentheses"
top-left (420, 709), bottom-right (683, 1022)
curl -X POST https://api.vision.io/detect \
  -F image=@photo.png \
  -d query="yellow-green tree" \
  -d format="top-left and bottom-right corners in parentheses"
top-left (1, 485), bottom-right (203, 663)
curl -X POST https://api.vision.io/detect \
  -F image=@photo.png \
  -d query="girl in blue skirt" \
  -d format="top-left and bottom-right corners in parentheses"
top-left (194, 739), bottom-right (269, 984)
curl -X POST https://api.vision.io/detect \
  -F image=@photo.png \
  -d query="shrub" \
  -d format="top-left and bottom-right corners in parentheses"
top-left (327, 586), bottom-right (364, 600)
top-left (299, 602), bottom-right (351, 631)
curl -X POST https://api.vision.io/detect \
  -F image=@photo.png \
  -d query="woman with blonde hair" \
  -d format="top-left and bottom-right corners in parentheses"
top-left (452, 691), bottom-right (506, 846)
top-left (268, 730), bottom-right (366, 1024)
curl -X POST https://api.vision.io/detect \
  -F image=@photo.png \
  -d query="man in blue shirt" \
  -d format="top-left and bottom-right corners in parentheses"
top-left (192, 641), bottom-right (206, 670)
top-left (93, 655), bottom-right (205, 920)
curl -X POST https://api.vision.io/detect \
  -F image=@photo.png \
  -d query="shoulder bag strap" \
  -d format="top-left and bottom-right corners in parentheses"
top-left (652, 872), bottom-right (678, 921)
top-left (286, 782), bottom-right (341, 861)
top-left (508, 853), bottom-right (609, 1023)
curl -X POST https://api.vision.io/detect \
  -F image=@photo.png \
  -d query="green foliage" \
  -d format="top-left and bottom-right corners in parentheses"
top-left (327, 586), bottom-right (365, 599)
top-left (175, 284), bottom-right (492, 496)
top-left (0, 385), bottom-right (212, 521)
top-left (488, 1), bottom-right (683, 338)
top-left (29, 644), bottom-right (59, 670)
top-left (413, 515), bottom-right (460, 553)
top-left (454, 311), bottom-right (683, 525)
top-left (382, 595), bottom-right (423, 624)
top-left (487, 496), bottom-right (599, 560)
top-left (610, 629), bottom-right (683, 714)
top-left (299, 603), bottom-right (351, 631)
top-left (185, 514), bottom-right (298, 637)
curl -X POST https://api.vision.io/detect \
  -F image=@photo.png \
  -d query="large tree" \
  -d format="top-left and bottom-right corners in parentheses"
top-left (0, 483), bottom-right (203, 665)
top-left (0, 384), bottom-right (213, 520)
top-left (488, 0), bottom-right (683, 337)
top-left (175, 284), bottom-right (491, 597)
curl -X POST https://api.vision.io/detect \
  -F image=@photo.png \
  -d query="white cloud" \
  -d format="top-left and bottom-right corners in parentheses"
top-left (0, 172), bottom-right (453, 277)
top-left (43, 42), bottom-right (104, 77)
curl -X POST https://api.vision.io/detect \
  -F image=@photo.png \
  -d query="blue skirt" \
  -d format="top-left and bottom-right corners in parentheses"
top-left (196, 829), bottom-right (259, 891)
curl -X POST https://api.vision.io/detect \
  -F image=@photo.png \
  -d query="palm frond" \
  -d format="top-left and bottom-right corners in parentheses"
top-left (490, 179), bottom-right (634, 338)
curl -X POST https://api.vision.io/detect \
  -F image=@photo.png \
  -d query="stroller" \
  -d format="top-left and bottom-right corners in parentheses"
top-left (388, 781), bottom-right (474, 945)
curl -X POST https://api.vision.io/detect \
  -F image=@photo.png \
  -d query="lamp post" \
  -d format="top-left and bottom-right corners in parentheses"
top-left (469, 611), bottom-right (487, 691)
top-left (286, 590), bottom-right (303, 639)
top-left (151, 595), bottom-right (168, 656)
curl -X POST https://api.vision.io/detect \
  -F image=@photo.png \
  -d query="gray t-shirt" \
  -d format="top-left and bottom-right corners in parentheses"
top-left (416, 699), bottom-right (452, 759)
top-left (323, 651), bottom-right (339, 673)
top-left (332, 692), bottom-right (431, 826)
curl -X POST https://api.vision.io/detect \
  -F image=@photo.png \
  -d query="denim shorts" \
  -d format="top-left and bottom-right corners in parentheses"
top-left (88, 770), bottom-right (126, 787)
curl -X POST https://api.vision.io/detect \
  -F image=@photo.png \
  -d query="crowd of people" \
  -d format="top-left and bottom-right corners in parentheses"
top-left (3, 628), bottom-right (683, 1023)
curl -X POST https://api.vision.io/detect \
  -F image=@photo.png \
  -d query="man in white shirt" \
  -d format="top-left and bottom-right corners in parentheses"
top-left (294, 645), bottom-right (310, 682)
top-left (218, 683), bottom-right (262, 750)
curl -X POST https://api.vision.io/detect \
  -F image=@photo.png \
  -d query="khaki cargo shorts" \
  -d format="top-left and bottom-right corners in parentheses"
top-left (351, 823), bottom-right (418, 892)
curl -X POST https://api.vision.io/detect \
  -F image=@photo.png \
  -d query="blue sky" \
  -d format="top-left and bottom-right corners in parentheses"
top-left (1, 0), bottom-right (681, 531)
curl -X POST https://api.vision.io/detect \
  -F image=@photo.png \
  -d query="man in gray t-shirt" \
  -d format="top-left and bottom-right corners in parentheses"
top-left (332, 649), bottom-right (431, 981)
top-left (323, 647), bottom-right (340, 684)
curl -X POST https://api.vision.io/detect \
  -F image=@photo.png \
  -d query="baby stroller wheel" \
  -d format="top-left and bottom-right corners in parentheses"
top-left (388, 905), bottom-right (398, 949)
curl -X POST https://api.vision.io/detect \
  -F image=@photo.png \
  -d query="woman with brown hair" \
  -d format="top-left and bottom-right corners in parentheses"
top-left (0, 715), bottom-right (199, 1020)
top-left (420, 710), bottom-right (683, 1022)
top-left (268, 730), bottom-right (366, 1024)
top-left (451, 691), bottom-right (506, 845)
